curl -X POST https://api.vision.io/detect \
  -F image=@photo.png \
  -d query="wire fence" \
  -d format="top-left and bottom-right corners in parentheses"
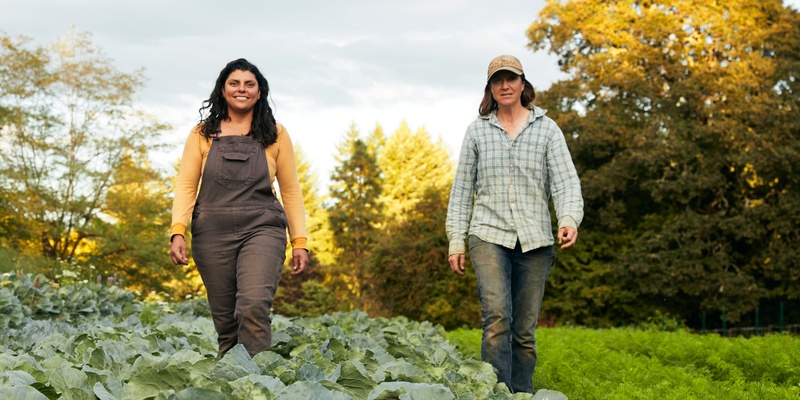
top-left (697, 302), bottom-right (797, 338)
top-left (701, 324), bottom-right (800, 338)
top-left (619, 302), bottom-right (797, 338)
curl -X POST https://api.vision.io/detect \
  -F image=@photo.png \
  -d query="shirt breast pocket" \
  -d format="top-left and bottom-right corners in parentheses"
top-left (514, 139), bottom-right (547, 175)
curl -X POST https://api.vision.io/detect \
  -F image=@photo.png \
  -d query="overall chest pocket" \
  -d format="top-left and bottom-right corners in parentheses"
top-left (215, 143), bottom-right (258, 189)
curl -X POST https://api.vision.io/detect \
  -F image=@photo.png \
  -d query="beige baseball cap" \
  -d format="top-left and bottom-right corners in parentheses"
top-left (487, 55), bottom-right (524, 80)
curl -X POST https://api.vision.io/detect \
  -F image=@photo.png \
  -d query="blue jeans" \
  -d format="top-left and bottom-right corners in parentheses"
top-left (469, 235), bottom-right (555, 393)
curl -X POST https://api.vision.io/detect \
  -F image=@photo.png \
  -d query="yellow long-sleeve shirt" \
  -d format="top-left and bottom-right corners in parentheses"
top-left (170, 123), bottom-right (307, 249)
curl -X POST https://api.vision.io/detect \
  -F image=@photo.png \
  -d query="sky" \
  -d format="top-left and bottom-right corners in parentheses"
top-left (0, 0), bottom-right (560, 190)
top-left (2, 0), bottom-right (799, 192)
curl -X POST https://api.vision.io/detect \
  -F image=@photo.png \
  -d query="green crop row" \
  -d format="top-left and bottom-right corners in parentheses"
top-left (7, 273), bottom-right (796, 399)
top-left (0, 304), bottom-right (548, 399)
top-left (0, 273), bottom-right (139, 328)
top-left (447, 327), bottom-right (800, 400)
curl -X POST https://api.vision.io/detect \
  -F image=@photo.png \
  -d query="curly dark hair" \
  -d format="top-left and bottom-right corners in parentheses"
top-left (478, 73), bottom-right (536, 116)
top-left (198, 58), bottom-right (277, 147)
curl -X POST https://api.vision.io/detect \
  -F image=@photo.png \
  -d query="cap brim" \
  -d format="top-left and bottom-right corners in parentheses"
top-left (488, 67), bottom-right (524, 80)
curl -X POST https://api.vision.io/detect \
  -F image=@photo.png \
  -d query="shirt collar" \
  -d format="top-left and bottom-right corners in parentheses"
top-left (482, 105), bottom-right (547, 123)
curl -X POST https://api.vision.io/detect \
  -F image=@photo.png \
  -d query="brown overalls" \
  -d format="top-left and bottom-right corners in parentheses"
top-left (191, 135), bottom-right (287, 357)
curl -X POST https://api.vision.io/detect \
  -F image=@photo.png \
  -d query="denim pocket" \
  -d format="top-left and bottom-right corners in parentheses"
top-left (191, 208), bottom-right (207, 238)
top-left (266, 200), bottom-right (288, 229)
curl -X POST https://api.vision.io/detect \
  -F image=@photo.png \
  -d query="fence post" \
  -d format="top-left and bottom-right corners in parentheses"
top-left (722, 309), bottom-right (727, 337)
top-left (780, 301), bottom-right (784, 334)
top-left (701, 310), bottom-right (706, 335)
top-left (755, 307), bottom-right (759, 336)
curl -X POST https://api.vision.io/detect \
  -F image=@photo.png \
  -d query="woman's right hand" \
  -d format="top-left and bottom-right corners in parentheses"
top-left (170, 235), bottom-right (189, 265)
top-left (449, 253), bottom-right (466, 276)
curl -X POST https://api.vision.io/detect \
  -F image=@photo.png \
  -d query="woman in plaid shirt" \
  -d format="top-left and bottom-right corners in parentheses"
top-left (446, 55), bottom-right (584, 394)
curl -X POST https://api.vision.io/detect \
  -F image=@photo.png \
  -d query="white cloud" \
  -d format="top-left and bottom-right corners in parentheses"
top-left (2, 0), bottom-right (558, 192)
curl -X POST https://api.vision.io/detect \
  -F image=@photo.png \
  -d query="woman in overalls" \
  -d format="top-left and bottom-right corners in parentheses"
top-left (169, 58), bottom-right (309, 357)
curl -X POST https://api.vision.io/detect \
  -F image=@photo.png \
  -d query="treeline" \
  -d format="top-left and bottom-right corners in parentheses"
top-left (526, 0), bottom-right (800, 328)
top-left (276, 0), bottom-right (800, 330)
top-left (3, 0), bottom-right (800, 332)
top-left (272, 122), bottom-right (481, 329)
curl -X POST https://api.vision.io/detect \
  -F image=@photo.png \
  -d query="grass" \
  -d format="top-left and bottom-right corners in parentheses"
top-left (445, 327), bottom-right (800, 400)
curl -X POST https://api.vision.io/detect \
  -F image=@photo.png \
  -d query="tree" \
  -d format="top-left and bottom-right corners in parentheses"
top-left (273, 145), bottom-right (343, 317)
top-left (364, 121), bottom-right (476, 327)
top-left (369, 186), bottom-right (481, 329)
top-left (291, 145), bottom-right (337, 267)
top-left (377, 121), bottom-right (453, 221)
top-left (0, 30), bottom-right (171, 283)
top-left (366, 123), bottom-right (386, 159)
top-left (88, 149), bottom-right (199, 298)
top-left (327, 124), bottom-right (383, 311)
top-left (0, 32), bottom-right (52, 264)
top-left (528, 0), bottom-right (800, 326)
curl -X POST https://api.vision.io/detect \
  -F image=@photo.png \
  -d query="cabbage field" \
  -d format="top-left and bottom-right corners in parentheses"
top-left (0, 273), bottom-right (557, 399)
top-left (2, 273), bottom-right (798, 399)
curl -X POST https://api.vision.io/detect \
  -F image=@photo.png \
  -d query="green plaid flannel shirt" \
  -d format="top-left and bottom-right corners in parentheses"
top-left (446, 106), bottom-right (584, 255)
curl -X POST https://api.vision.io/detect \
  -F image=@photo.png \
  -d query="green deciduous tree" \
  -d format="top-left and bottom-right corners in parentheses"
top-left (0, 30), bottom-right (173, 292)
top-left (89, 149), bottom-right (197, 298)
top-left (0, 32), bottom-right (52, 262)
top-left (528, 0), bottom-right (800, 326)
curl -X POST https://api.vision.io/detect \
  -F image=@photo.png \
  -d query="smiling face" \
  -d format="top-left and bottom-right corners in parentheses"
top-left (222, 69), bottom-right (260, 114)
top-left (489, 70), bottom-right (524, 109)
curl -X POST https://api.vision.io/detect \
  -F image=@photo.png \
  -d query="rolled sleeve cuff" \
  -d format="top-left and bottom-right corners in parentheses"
top-left (558, 216), bottom-right (578, 230)
top-left (449, 240), bottom-right (466, 256)
top-left (171, 223), bottom-right (187, 237)
top-left (290, 236), bottom-right (307, 250)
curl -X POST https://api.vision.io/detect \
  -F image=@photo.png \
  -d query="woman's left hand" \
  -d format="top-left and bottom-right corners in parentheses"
top-left (291, 249), bottom-right (309, 275)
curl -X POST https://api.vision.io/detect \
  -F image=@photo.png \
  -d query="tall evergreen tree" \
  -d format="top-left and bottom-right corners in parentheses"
top-left (278, 145), bottom-right (337, 267)
top-left (377, 121), bottom-right (454, 221)
top-left (367, 122), bottom-right (475, 327)
top-left (273, 145), bottom-right (342, 317)
top-left (327, 124), bottom-right (383, 311)
top-left (366, 123), bottom-right (386, 159)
